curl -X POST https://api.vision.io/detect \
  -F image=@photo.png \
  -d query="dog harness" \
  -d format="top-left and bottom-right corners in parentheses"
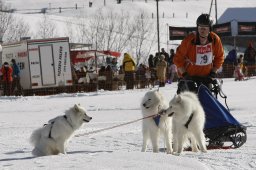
top-left (47, 115), bottom-right (73, 139)
top-left (153, 115), bottom-right (161, 127)
top-left (48, 122), bottom-right (54, 138)
top-left (153, 110), bottom-right (175, 127)
top-left (184, 113), bottom-right (194, 129)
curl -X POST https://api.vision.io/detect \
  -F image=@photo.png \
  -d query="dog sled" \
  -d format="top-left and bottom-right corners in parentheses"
top-left (177, 77), bottom-right (247, 149)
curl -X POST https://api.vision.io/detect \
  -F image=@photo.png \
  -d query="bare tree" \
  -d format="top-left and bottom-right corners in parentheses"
top-left (0, 0), bottom-right (14, 41)
top-left (35, 15), bottom-right (58, 39)
top-left (86, 9), bottom-right (106, 50)
top-left (113, 11), bottom-right (136, 53)
top-left (74, 9), bottom-right (136, 53)
top-left (63, 8), bottom-right (156, 65)
top-left (103, 10), bottom-right (117, 51)
top-left (0, 0), bottom-right (31, 42)
top-left (4, 17), bottom-right (31, 42)
top-left (130, 11), bottom-right (157, 65)
top-left (64, 18), bottom-right (76, 43)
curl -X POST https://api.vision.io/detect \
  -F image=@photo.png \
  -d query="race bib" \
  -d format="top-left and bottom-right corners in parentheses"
top-left (195, 44), bottom-right (213, 65)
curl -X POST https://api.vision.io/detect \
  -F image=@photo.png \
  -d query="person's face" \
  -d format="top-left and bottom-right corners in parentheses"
top-left (198, 25), bottom-right (210, 38)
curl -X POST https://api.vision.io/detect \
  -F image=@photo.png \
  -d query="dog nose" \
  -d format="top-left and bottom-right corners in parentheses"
top-left (89, 117), bottom-right (92, 120)
top-left (143, 103), bottom-right (146, 107)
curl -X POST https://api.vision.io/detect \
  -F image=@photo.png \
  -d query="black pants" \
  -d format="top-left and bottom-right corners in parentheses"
top-left (124, 71), bottom-right (134, 89)
top-left (3, 81), bottom-right (12, 96)
top-left (12, 76), bottom-right (23, 95)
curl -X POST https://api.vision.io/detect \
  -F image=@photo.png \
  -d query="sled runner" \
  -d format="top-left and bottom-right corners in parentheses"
top-left (177, 78), bottom-right (247, 149)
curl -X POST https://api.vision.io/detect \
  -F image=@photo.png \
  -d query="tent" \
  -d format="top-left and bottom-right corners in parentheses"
top-left (70, 50), bottom-right (121, 64)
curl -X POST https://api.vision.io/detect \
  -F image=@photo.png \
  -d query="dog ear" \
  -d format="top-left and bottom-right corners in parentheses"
top-left (74, 104), bottom-right (80, 112)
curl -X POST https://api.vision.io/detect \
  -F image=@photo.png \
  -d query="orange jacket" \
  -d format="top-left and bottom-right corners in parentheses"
top-left (174, 32), bottom-right (224, 77)
top-left (1, 66), bottom-right (13, 82)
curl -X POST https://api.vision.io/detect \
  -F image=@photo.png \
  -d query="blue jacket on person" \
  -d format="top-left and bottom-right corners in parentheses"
top-left (12, 63), bottom-right (20, 77)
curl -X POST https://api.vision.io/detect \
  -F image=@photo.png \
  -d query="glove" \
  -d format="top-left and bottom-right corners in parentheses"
top-left (182, 72), bottom-right (190, 80)
top-left (209, 71), bottom-right (217, 79)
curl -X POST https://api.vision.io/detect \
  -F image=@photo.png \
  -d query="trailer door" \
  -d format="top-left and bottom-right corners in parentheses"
top-left (39, 45), bottom-right (56, 85)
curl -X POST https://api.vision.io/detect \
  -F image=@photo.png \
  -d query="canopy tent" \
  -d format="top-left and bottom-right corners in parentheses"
top-left (70, 50), bottom-right (121, 64)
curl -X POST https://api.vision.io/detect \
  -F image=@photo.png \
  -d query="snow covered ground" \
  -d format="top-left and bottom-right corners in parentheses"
top-left (1, 0), bottom-right (256, 169)
top-left (0, 77), bottom-right (256, 169)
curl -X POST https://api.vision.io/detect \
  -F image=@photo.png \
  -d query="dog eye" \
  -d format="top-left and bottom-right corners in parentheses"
top-left (148, 99), bottom-right (151, 101)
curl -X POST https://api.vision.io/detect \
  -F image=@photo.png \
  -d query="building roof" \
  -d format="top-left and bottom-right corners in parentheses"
top-left (218, 8), bottom-right (256, 24)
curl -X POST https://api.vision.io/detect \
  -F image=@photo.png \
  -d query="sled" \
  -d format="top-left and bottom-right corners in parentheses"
top-left (177, 78), bottom-right (247, 149)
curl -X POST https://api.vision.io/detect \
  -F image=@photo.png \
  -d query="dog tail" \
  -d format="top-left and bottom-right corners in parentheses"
top-left (30, 128), bottom-right (42, 146)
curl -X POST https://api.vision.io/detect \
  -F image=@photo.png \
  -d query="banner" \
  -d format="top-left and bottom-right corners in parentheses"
top-left (169, 26), bottom-right (196, 40)
top-left (169, 23), bottom-right (233, 40)
top-left (238, 22), bottom-right (256, 35)
top-left (212, 22), bottom-right (232, 37)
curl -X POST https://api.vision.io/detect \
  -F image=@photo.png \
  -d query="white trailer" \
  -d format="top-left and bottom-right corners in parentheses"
top-left (1, 37), bottom-right (73, 90)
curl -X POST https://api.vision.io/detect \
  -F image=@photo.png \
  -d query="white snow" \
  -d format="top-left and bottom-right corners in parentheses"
top-left (1, 0), bottom-right (256, 169)
top-left (0, 78), bottom-right (256, 169)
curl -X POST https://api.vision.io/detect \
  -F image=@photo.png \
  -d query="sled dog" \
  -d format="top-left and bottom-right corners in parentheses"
top-left (166, 91), bottom-right (207, 155)
top-left (140, 90), bottom-right (173, 154)
top-left (30, 104), bottom-right (92, 156)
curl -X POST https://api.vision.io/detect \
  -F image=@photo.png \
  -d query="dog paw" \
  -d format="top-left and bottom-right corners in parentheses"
top-left (191, 148), bottom-right (199, 152)
top-left (166, 150), bottom-right (173, 154)
top-left (172, 152), bottom-right (181, 156)
top-left (201, 150), bottom-right (207, 153)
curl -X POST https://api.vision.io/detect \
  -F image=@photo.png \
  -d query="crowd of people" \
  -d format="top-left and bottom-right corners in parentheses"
top-left (0, 59), bottom-right (22, 96)
top-left (121, 49), bottom-right (178, 90)
top-left (225, 42), bottom-right (256, 81)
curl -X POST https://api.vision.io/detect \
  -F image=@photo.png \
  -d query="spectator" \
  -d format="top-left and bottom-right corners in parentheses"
top-left (161, 48), bottom-right (170, 65)
top-left (153, 52), bottom-right (160, 67)
top-left (169, 49), bottom-right (175, 64)
top-left (225, 48), bottom-right (237, 64)
top-left (110, 58), bottom-right (118, 73)
top-left (238, 54), bottom-right (248, 78)
top-left (233, 62), bottom-right (244, 81)
top-left (118, 65), bottom-right (124, 75)
top-left (156, 55), bottom-right (167, 87)
top-left (11, 59), bottom-right (22, 95)
top-left (71, 64), bottom-right (78, 84)
top-left (148, 54), bottom-right (154, 69)
top-left (136, 64), bottom-right (147, 88)
top-left (122, 53), bottom-right (136, 89)
top-left (244, 42), bottom-right (256, 65)
top-left (1, 62), bottom-right (13, 96)
top-left (168, 60), bottom-right (178, 84)
top-left (244, 42), bottom-right (256, 76)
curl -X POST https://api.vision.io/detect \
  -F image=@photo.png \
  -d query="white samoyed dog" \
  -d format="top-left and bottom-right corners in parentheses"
top-left (140, 90), bottom-right (173, 154)
top-left (166, 91), bottom-right (207, 155)
top-left (30, 104), bottom-right (92, 156)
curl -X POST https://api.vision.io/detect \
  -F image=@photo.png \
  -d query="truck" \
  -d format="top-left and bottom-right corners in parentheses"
top-left (1, 37), bottom-right (73, 91)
